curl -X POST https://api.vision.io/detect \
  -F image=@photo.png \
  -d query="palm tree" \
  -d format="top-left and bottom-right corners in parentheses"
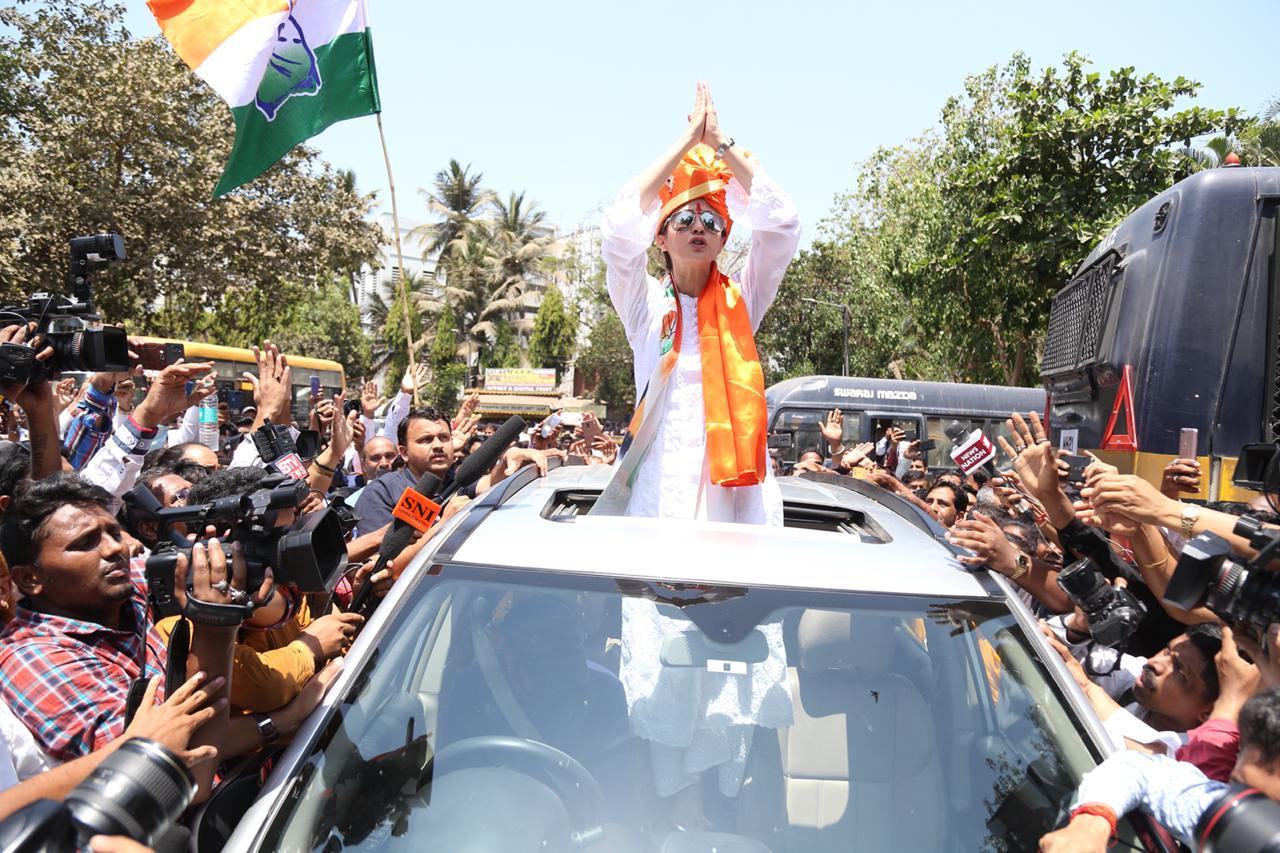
top-left (408, 160), bottom-right (493, 278)
top-left (365, 272), bottom-right (440, 375)
top-left (485, 192), bottom-right (557, 337)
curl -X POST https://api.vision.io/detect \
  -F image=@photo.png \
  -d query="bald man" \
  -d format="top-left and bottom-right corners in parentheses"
top-left (362, 436), bottom-right (398, 481)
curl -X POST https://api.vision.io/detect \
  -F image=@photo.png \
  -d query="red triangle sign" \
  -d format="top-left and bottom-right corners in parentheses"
top-left (1102, 365), bottom-right (1138, 452)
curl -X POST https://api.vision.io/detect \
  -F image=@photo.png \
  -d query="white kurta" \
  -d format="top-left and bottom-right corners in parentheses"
top-left (601, 167), bottom-right (801, 524)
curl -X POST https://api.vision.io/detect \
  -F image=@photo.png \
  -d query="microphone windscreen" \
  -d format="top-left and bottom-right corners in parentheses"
top-left (375, 471), bottom-right (441, 561)
top-left (944, 421), bottom-right (968, 443)
top-left (448, 415), bottom-right (526, 494)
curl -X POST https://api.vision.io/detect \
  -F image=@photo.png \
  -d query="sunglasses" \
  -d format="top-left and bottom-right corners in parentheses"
top-left (667, 208), bottom-right (726, 234)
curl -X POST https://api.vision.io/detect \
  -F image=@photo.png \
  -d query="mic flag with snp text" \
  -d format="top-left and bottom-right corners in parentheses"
top-left (147, 0), bottom-right (381, 196)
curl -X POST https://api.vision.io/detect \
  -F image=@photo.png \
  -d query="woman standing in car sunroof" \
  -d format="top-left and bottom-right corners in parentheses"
top-left (593, 81), bottom-right (801, 524)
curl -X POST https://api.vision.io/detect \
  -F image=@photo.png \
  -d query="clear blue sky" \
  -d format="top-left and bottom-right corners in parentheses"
top-left (125, 0), bottom-right (1279, 240)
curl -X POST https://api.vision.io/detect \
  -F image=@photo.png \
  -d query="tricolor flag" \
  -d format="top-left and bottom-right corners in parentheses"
top-left (148, 0), bottom-right (381, 196)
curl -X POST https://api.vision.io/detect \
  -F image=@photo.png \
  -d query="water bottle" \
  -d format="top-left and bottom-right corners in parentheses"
top-left (199, 386), bottom-right (219, 451)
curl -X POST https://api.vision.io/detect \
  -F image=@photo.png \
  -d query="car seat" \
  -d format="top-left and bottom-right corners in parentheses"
top-left (737, 610), bottom-right (947, 852)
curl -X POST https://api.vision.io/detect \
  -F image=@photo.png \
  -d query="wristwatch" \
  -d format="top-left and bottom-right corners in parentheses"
top-left (714, 137), bottom-right (735, 160)
top-left (255, 714), bottom-right (280, 746)
top-left (1009, 552), bottom-right (1031, 581)
top-left (1181, 503), bottom-right (1201, 538)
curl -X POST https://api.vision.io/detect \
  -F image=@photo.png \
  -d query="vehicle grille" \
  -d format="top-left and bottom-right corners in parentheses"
top-left (1043, 252), bottom-right (1119, 376)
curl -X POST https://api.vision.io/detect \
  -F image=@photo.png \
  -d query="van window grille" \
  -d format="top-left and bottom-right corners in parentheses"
top-left (1043, 252), bottom-right (1119, 376)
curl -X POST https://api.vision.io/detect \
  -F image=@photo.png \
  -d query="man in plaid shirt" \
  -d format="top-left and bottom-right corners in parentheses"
top-left (0, 475), bottom-right (165, 761)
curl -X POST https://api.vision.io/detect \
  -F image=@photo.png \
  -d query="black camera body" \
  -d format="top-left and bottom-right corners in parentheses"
top-left (0, 738), bottom-right (194, 853)
top-left (1165, 518), bottom-right (1280, 630)
top-left (1057, 557), bottom-right (1148, 648)
top-left (0, 233), bottom-right (130, 384)
top-left (135, 473), bottom-right (346, 622)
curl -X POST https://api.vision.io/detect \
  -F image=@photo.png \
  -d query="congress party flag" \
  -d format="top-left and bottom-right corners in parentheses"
top-left (148, 0), bottom-right (381, 196)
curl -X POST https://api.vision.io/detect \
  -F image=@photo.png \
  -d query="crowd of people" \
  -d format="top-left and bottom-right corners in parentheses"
top-left (0, 315), bottom-right (1278, 851)
top-left (0, 329), bottom-right (613, 850)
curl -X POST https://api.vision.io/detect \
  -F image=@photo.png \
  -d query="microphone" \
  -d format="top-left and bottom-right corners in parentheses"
top-left (348, 416), bottom-right (526, 615)
top-left (945, 421), bottom-right (1033, 515)
top-left (438, 415), bottom-right (526, 502)
top-left (945, 421), bottom-right (999, 479)
top-left (346, 469), bottom-right (440, 615)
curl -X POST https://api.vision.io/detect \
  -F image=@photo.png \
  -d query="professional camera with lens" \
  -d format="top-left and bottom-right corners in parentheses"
top-left (1056, 557), bottom-right (1148, 648)
top-left (1194, 783), bottom-right (1280, 852)
top-left (132, 473), bottom-right (347, 621)
top-left (1164, 517), bottom-right (1280, 631)
top-left (0, 738), bottom-right (195, 853)
top-left (0, 233), bottom-right (131, 384)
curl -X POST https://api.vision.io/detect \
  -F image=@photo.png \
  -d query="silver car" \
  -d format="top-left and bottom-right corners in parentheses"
top-left (217, 464), bottom-right (1169, 852)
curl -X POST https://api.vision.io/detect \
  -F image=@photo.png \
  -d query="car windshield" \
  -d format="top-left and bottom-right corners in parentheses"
top-left (261, 564), bottom-right (1118, 853)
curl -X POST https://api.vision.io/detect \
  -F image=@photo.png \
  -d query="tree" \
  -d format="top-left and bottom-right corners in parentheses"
top-left (529, 284), bottom-right (577, 381)
top-left (577, 310), bottom-right (634, 416)
top-left (260, 276), bottom-right (371, 379)
top-left (409, 160), bottom-right (492, 278)
top-left (0, 0), bottom-right (383, 332)
top-left (576, 262), bottom-right (634, 415)
top-left (425, 307), bottom-right (465, 413)
top-left (797, 53), bottom-right (1247, 386)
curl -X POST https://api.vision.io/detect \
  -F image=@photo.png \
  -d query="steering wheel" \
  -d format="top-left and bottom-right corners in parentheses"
top-left (425, 736), bottom-right (605, 846)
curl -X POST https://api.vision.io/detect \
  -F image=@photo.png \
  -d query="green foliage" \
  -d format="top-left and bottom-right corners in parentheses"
top-left (576, 263), bottom-right (634, 414)
top-left (776, 53), bottom-right (1248, 386)
top-left (479, 317), bottom-right (522, 371)
top-left (426, 307), bottom-right (465, 412)
top-left (529, 284), bottom-right (577, 380)
top-left (0, 0), bottom-right (382, 331)
top-left (256, 276), bottom-right (371, 379)
top-left (382, 291), bottom-right (426, 388)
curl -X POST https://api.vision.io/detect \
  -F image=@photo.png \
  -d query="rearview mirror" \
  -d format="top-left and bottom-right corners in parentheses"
top-left (660, 629), bottom-right (769, 671)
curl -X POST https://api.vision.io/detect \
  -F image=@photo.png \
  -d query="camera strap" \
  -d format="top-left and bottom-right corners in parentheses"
top-left (164, 618), bottom-right (191, 697)
top-left (183, 595), bottom-right (250, 627)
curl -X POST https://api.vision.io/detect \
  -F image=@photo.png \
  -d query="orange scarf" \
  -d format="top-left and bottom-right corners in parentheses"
top-left (682, 264), bottom-right (768, 487)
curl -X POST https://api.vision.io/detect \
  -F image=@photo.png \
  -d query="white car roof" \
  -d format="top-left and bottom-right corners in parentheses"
top-left (447, 464), bottom-right (996, 600)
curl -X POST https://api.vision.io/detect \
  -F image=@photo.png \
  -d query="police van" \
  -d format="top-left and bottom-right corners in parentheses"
top-left (766, 375), bottom-right (1045, 469)
top-left (1043, 165), bottom-right (1280, 501)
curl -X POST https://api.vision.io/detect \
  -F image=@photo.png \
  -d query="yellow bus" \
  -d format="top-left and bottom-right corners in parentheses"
top-left (135, 337), bottom-right (346, 421)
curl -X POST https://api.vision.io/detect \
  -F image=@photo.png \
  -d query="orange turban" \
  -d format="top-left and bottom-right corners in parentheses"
top-left (657, 144), bottom-right (733, 240)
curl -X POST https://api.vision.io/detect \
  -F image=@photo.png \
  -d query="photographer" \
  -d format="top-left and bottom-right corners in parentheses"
top-left (0, 474), bottom-right (250, 798)
top-left (1039, 686), bottom-right (1280, 852)
top-left (1042, 620), bottom-right (1230, 760)
top-left (154, 467), bottom-right (361, 714)
top-left (1000, 412), bottom-right (1194, 656)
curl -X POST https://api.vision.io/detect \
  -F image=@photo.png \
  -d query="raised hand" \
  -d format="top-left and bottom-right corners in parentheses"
top-left (818, 408), bottom-right (844, 450)
top-left (996, 411), bottom-right (1060, 504)
top-left (360, 380), bottom-right (383, 419)
top-left (700, 80), bottom-right (727, 151)
top-left (53, 377), bottom-right (78, 412)
top-left (242, 341), bottom-right (290, 426)
top-left (1161, 457), bottom-right (1202, 498)
top-left (132, 361), bottom-right (216, 430)
top-left (840, 441), bottom-right (876, 471)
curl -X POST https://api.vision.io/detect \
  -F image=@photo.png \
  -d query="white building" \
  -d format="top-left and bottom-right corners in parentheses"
top-left (356, 212), bottom-right (440, 320)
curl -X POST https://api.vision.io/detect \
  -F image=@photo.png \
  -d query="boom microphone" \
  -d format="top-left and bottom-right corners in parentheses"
top-left (439, 415), bottom-right (526, 502)
top-left (347, 470), bottom-right (440, 615)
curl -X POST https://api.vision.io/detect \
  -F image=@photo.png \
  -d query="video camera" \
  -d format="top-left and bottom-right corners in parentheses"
top-left (0, 738), bottom-right (195, 852)
top-left (1164, 516), bottom-right (1280, 631)
top-left (1056, 557), bottom-right (1147, 648)
top-left (0, 233), bottom-right (131, 384)
top-left (132, 473), bottom-right (346, 623)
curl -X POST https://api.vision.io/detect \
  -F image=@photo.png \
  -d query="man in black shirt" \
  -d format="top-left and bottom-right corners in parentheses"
top-left (354, 407), bottom-right (553, 536)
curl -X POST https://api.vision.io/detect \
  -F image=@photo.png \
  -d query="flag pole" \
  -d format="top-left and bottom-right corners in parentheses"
top-left (374, 111), bottom-right (420, 404)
